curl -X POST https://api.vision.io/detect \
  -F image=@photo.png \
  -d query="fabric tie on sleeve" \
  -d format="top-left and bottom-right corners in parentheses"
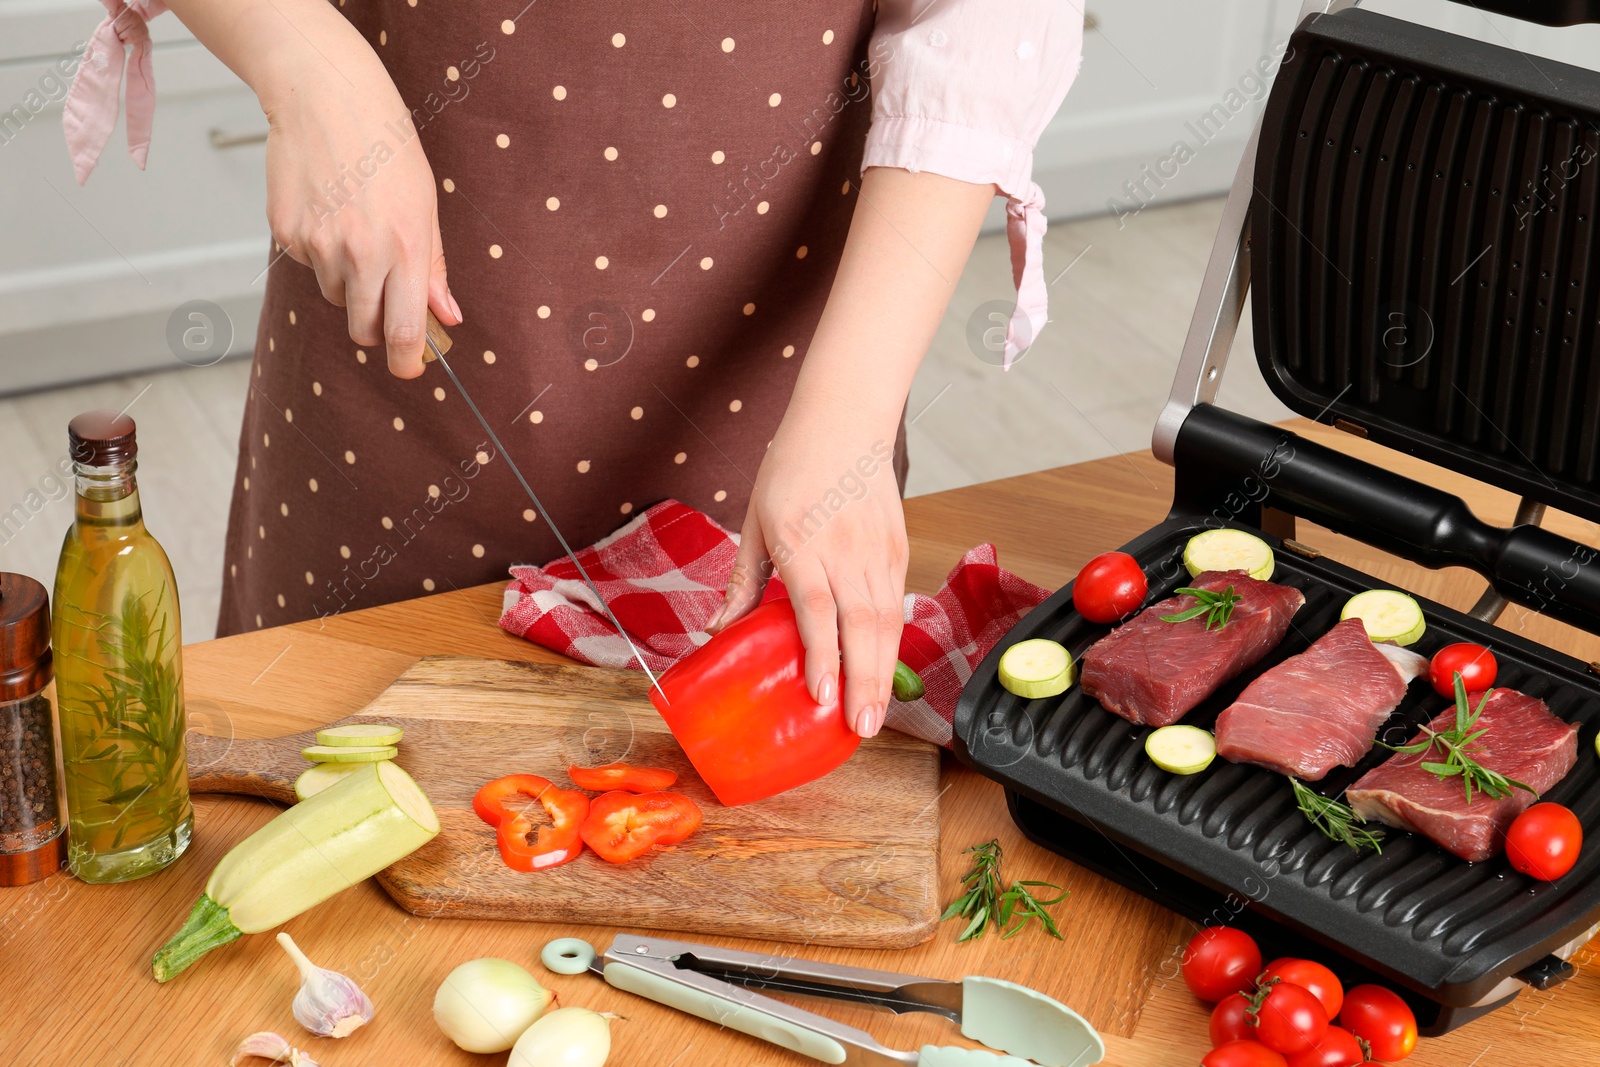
top-left (1004, 181), bottom-right (1049, 371)
top-left (498, 499), bottom-right (1049, 748)
top-left (61, 0), bottom-right (168, 185)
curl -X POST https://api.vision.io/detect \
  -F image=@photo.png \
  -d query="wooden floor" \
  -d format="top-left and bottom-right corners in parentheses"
top-left (0, 197), bottom-right (1290, 640)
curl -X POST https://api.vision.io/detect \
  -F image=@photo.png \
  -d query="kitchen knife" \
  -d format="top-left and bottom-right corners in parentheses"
top-left (420, 311), bottom-right (669, 704)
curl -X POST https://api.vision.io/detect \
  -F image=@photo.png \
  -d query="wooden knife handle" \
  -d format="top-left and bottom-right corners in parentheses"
top-left (422, 310), bottom-right (453, 362)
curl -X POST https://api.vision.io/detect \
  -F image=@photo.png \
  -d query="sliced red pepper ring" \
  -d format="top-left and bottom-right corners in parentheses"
top-left (475, 774), bottom-right (592, 872)
top-left (567, 762), bottom-right (679, 793)
top-left (494, 785), bottom-right (590, 872)
top-left (474, 773), bottom-right (563, 827)
top-left (579, 790), bottom-right (703, 863)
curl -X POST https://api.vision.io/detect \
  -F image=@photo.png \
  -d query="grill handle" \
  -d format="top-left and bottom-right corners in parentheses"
top-left (1171, 405), bottom-right (1600, 635)
top-left (1437, 0), bottom-right (1600, 25)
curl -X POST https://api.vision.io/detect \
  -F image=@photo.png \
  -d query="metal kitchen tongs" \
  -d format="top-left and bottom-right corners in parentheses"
top-left (539, 935), bottom-right (1105, 1067)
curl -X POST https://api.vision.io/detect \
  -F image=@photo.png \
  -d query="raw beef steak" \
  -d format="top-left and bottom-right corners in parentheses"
top-left (1215, 618), bottom-right (1429, 780)
top-left (1348, 689), bottom-right (1578, 862)
top-left (1080, 570), bottom-right (1305, 727)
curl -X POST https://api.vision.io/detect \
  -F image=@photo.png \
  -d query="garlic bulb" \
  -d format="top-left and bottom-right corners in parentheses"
top-left (230, 1032), bottom-right (321, 1067)
top-left (276, 932), bottom-right (375, 1038)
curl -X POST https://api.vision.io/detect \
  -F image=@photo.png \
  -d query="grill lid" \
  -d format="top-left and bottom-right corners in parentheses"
top-left (1251, 7), bottom-right (1600, 524)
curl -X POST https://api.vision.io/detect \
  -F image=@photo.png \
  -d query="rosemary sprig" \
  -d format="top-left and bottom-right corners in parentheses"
top-left (1380, 673), bottom-right (1536, 803)
top-left (1160, 585), bottom-right (1242, 631)
top-left (941, 840), bottom-right (1069, 942)
top-left (1290, 778), bottom-right (1385, 852)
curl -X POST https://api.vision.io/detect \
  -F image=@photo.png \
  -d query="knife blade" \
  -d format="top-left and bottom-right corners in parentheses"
top-left (421, 311), bottom-right (669, 704)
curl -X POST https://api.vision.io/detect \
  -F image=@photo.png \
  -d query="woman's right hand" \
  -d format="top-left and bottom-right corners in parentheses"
top-left (259, 51), bottom-right (459, 377)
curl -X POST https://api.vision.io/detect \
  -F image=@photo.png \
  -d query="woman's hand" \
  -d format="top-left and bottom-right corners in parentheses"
top-left (707, 170), bottom-right (995, 738)
top-left (713, 403), bottom-right (908, 738)
top-left (165, 0), bottom-right (459, 377)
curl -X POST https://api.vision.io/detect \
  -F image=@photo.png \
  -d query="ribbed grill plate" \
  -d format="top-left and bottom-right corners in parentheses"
top-left (954, 519), bottom-right (1600, 1005)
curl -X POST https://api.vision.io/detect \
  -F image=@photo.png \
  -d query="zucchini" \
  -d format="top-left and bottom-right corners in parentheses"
top-left (302, 744), bottom-right (398, 763)
top-left (294, 761), bottom-right (369, 800)
top-left (1341, 589), bottom-right (1425, 646)
top-left (152, 760), bottom-right (439, 981)
top-left (1183, 529), bottom-right (1275, 581)
top-left (1145, 725), bottom-right (1216, 774)
top-left (316, 723), bottom-right (405, 747)
top-left (997, 639), bottom-right (1074, 700)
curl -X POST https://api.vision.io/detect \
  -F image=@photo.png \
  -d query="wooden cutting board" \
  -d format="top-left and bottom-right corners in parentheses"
top-left (186, 655), bottom-right (943, 949)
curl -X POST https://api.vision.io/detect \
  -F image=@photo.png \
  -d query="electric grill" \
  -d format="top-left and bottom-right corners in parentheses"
top-left (955, 0), bottom-right (1600, 1036)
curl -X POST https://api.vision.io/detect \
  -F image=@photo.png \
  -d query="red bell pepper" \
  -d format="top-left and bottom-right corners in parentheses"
top-left (474, 774), bottom-right (591, 871)
top-left (649, 598), bottom-right (862, 806)
top-left (579, 790), bottom-right (703, 863)
top-left (568, 762), bottom-right (679, 793)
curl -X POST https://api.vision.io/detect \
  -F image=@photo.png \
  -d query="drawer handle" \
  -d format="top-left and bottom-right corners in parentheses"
top-left (1085, 11), bottom-right (1099, 30)
top-left (209, 127), bottom-right (269, 149)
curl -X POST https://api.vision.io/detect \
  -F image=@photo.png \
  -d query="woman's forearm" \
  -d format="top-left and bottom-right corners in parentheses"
top-left (163, 0), bottom-right (387, 108)
top-left (785, 166), bottom-right (996, 441)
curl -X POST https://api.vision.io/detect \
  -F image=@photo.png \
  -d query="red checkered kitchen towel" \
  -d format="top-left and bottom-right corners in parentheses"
top-left (499, 500), bottom-right (1050, 747)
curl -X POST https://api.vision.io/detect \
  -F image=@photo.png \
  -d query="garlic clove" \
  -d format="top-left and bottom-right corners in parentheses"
top-left (276, 932), bottom-right (376, 1039)
top-left (230, 1031), bottom-right (322, 1067)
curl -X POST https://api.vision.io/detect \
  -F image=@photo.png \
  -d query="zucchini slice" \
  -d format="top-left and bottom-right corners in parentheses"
top-left (302, 744), bottom-right (399, 764)
top-left (1145, 725), bottom-right (1216, 774)
top-left (316, 723), bottom-right (405, 748)
top-left (1341, 589), bottom-right (1425, 646)
top-left (1183, 529), bottom-right (1275, 581)
top-left (294, 762), bottom-right (368, 800)
top-left (998, 639), bottom-right (1074, 700)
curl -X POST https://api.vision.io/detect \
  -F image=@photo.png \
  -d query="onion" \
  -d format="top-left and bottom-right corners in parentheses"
top-left (508, 1007), bottom-right (612, 1067)
top-left (432, 958), bottom-right (554, 1053)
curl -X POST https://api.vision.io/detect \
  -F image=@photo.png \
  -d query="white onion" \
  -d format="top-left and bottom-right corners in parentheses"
top-left (507, 1007), bottom-right (612, 1067)
top-left (433, 958), bottom-right (554, 1053)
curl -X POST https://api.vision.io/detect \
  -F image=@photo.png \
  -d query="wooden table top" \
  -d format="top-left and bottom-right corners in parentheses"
top-left (5, 418), bottom-right (1597, 1066)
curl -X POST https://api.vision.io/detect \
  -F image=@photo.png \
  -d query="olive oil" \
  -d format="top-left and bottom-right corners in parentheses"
top-left (51, 412), bottom-right (191, 882)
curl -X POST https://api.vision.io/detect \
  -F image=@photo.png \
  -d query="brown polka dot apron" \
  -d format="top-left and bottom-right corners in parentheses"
top-left (218, 0), bottom-right (907, 636)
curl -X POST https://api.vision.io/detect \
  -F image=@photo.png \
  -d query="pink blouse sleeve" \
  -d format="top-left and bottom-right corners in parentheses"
top-left (864, 0), bottom-right (1085, 368)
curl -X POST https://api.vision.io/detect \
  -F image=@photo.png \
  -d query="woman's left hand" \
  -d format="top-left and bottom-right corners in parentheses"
top-left (708, 166), bottom-right (995, 740)
top-left (709, 400), bottom-right (906, 739)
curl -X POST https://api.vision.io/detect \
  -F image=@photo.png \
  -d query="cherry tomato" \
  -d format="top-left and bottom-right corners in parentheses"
top-left (1505, 802), bottom-right (1583, 881)
top-left (1073, 551), bottom-right (1148, 623)
top-left (1286, 1027), bottom-right (1367, 1067)
top-left (1182, 926), bottom-right (1263, 1003)
top-left (1211, 992), bottom-right (1254, 1046)
top-left (1261, 958), bottom-right (1343, 1020)
top-left (1202, 1040), bottom-right (1287, 1067)
top-left (568, 762), bottom-right (679, 793)
top-left (1428, 643), bottom-right (1497, 698)
top-left (1339, 985), bottom-right (1417, 1061)
top-left (1252, 980), bottom-right (1329, 1055)
top-left (579, 790), bottom-right (703, 863)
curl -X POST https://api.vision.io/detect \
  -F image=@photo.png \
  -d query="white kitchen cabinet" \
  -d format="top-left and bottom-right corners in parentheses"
top-left (0, 0), bottom-right (267, 395)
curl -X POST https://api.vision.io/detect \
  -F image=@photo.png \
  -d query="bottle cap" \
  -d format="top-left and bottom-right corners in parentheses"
top-left (68, 410), bottom-right (138, 467)
top-left (0, 573), bottom-right (50, 702)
